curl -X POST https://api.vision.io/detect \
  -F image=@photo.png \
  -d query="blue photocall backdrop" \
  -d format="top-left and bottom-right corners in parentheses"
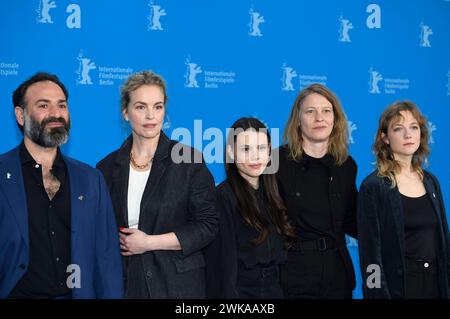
top-left (1, 1), bottom-right (449, 299)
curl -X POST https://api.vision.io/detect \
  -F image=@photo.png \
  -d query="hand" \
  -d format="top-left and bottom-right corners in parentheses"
top-left (119, 228), bottom-right (150, 256)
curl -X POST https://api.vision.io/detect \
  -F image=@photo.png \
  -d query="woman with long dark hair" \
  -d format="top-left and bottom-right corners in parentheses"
top-left (358, 101), bottom-right (450, 298)
top-left (205, 117), bottom-right (296, 298)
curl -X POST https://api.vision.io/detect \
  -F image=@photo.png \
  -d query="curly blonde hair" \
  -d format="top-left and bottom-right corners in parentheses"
top-left (283, 83), bottom-right (349, 165)
top-left (373, 100), bottom-right (430, 187)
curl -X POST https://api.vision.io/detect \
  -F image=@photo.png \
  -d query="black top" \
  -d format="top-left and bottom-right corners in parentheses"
top-left (277, 146), bottom-right (358, 290)
top-left (235, 184), bottom-right (286, 269)
top-left (277, 146), bottom-right (358, 239)
top-left (287, 153), bottom-right (334, 240)
top-left (9, 143), bottom-right (71, 298)
top-left (401, 193), bottom-right (438, 260)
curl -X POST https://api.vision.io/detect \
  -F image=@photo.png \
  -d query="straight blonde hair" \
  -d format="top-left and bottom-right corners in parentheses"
top-left (283, 83), bottom-right (349, 165)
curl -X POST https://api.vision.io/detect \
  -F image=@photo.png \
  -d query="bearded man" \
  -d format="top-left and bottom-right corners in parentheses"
top-left (0, 72), bottom-right (123, 299)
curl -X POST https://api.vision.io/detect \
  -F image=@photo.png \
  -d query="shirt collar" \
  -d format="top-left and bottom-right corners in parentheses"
top-left (19, 141), bottom-right (67, 180)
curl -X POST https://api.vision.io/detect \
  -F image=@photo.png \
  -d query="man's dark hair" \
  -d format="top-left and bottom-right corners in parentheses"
top-left (12, 72), bottom-right (69, 132)
top-left (13, 72), bottom-right (69, 109)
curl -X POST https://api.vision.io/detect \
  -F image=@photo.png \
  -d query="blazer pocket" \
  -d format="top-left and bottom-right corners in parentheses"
top-left (174, 252), bottom-right (206, 273)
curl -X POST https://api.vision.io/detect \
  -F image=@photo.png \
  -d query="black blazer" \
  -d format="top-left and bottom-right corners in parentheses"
top-left (204, 181), bottom-right (241, 299)
top-left (276, 146), bottom-right (358, 289)
top-left (96, 132), bottom-right (218, 298)
top-left (357, 170), bottom-right (450, 299)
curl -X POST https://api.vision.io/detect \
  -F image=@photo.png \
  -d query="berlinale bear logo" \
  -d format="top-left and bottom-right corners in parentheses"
top-left (281, 63), bottom-right (297, 92)
top-left (419, 22), bottom-right (433, 48)
top-left (248, 7), bottom-right (264, 37)
top-left (77, 51), bottom-right (96, 85)
top-left (148, 1), bottom-right (166, 31)
top-left (338, 15), bottom-right (354, 42)
top-left (368, 67), bottom-right (383, 94)
top-left (184, 58), bottom-right (202, 88)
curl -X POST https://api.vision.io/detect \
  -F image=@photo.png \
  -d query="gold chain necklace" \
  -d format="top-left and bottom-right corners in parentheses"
top-left (130, 151), bottom-right (152, 169)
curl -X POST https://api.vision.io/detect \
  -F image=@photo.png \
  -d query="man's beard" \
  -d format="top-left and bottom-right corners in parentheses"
top-left (23, 112), bottom-right (71, 148)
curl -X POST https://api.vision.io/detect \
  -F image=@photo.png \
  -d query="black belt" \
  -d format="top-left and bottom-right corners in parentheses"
top-left (290, 237), bottom-right (336, 252)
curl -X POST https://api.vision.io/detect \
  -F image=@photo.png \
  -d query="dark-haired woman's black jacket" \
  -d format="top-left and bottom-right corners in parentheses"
top-left (204, 180), bottom-right (287, 298)
top-left (358, 170), bottom-right (450, 299)
top-left (96, 132), bottom-right (218, 298)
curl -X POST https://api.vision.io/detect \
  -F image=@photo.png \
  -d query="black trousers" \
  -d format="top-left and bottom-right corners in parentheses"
top-left (404, 258), bottom-right (440, 299)
top-left (281, 244), bottom-right (352, 299)
top-left (237, 265), bottom-right (284, 299)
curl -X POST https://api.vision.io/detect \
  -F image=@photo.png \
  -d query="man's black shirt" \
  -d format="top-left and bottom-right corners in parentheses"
top-left (8, 143), bottom-right (71, 298)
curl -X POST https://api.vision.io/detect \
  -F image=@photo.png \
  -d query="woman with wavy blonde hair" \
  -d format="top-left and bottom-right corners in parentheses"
top-left (277, 83), bottom-right (358, 298)
top-left (372, 101), bottom-right (430, 187)
top-left (358, 100), bottom-right (450, 299)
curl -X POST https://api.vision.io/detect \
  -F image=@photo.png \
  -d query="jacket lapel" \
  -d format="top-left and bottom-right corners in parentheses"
top-left (0, 147), bottom-right (29, 247)
top-left (386, 181), bottom-right (405, 258)
top-left (422, 173), bottom-right (446, 251)
top-left (138, 133), bottom-right (170, 228)
top-left (423, 173), bottom-right (443, 225)
top-left (114, 137), bottom-right (132, 227)
top-left (64, 157), bottom-right (87, 254)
